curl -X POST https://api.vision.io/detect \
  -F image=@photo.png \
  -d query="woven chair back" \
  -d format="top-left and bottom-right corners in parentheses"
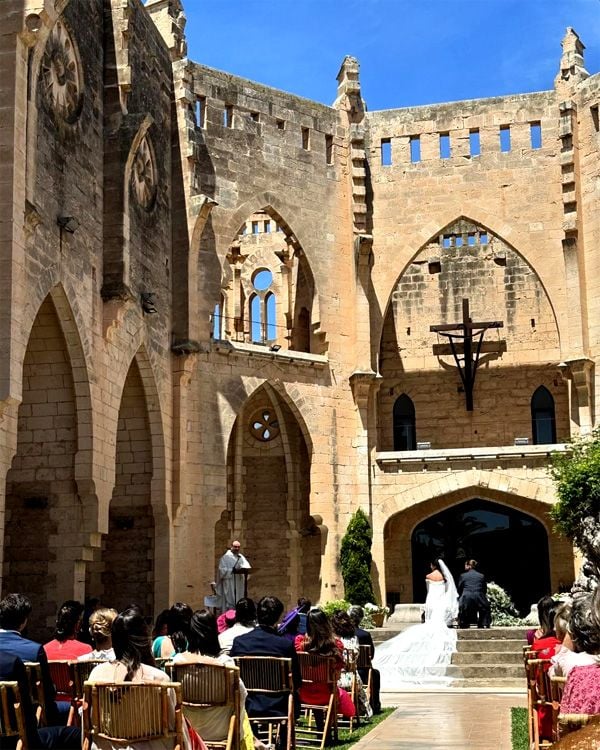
top-left (83, 681), bottom-right (183, 746)
top-left (234, 657), bottom-right (292, 694)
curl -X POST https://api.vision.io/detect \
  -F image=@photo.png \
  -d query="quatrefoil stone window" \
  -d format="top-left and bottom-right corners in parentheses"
top-left (249, 409), bottom-right (280, 442)
top-left (41, 19), bottom-right (82, 123)
top-left (131, 135), bottom-right (158, 211)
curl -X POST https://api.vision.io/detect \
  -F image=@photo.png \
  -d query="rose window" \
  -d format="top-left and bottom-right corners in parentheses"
top-left (249, 409), bottom-right (280, 442)
top-left (131, 136), bottom-right (157, 211)
top-left (41, 20), bottom-right (82, 122)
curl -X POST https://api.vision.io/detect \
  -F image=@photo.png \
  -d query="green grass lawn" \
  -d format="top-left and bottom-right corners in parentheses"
top-left (511, 707), bottom-right (528, 750)
top-left (335, 708), bottom-right (396, 750)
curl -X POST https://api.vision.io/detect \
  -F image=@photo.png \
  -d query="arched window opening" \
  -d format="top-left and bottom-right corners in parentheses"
top-left (212, 303), bottom-right (221, 339)
top-left (250, 294), bottom-right (262, 343)
top-left (266, 293), bottom-right (276, 341)
top-left (393, 394), bottom-right (416, 451)
top-left (531, 386), bottom-right (556, 444)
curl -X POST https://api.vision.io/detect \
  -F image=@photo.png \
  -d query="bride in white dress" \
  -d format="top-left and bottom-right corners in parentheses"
top-left (373, 558), bottom-right (459, 688)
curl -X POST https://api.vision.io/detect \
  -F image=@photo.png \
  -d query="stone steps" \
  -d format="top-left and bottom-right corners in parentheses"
top-left (452, 650), bottom-right (522, 665)
top-left (456, 638), bottom-right (524, 653)
top-left (372, 623), bottom-right (527, 690)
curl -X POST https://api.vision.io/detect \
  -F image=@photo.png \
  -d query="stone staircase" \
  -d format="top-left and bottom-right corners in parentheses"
top-left (372, 624), bottom-right (527, 690)
top-left (449, 627), bottom-right (526, 688)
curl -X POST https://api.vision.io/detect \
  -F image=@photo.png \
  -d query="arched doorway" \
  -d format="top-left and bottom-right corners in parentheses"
top-left (219, 385), bottom-right (320, 607)
top-left (411, 498), bottom-right (550, 614)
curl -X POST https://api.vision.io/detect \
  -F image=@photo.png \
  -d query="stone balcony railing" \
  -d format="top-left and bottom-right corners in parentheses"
top-left (375, 443), bottom-right (567, 469)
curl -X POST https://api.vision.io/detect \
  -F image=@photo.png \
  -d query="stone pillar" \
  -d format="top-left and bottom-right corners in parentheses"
top-left (559, 357), bottom-right (594, 435)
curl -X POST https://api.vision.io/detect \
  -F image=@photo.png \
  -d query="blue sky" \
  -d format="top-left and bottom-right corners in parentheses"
top-left (184, 0), bottom-right (600, 110)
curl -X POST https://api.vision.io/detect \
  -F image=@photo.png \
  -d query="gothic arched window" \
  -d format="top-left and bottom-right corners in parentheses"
top-left (531, 386), bottom-right (556, 445)
top-left (393, 394), bottom-right (416, 451)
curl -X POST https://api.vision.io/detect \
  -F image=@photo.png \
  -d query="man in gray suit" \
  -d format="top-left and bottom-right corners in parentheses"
top-left (458, 559), bottom-right (491, 628)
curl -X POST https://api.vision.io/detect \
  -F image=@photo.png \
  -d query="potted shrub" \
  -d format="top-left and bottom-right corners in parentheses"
top-left (364, 602), bottom-right (389, 628)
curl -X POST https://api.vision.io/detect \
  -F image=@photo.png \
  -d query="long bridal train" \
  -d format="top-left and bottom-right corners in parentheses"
top-left (373, 560), bottom-right (459, 689)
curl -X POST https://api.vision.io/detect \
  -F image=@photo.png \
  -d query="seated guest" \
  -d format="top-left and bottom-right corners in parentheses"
top-left (152, 601), bottom-right (193, 659)
top-left (278, 598), bottom-right (311, 642)
top-left (78, 607), bottom-right (118, 661)
top-left (348, 605), bottom-right (381, 714)
top-left (231, 596), bottom-right (301, 719)
top-left (0, 651), bottom-right (80, 749)
top-left (216, 609), bottom-right (237, 635)
top-left (294, 608), bottom-right (356, 719)
top-left (331, 610), bottom-right (372, 718)
top-left (560, 589), bottom-right (600, 716)
top-left (88, 606), bottom-right (196, 750)
top-left (174, 609), bottom-right (260, 750)
top-left (78, 597), bottom-right (101, 646)
top-left (0, 593), bottom-right (59, 724)
top-left (219, 598), bottom-right (256, 655)
top-left (152, 609), bottom-right (170, 641)
top-left (44, 600), bottom-right (92, 660)
top-left (550, 597), bottom-right (599, 678)
top-left (532, 596), bottom-right (561, 658)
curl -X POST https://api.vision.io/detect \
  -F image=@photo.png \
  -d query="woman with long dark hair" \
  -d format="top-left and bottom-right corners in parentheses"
top-left (294, 608), bottom-right (356, 718)
top-left (153, 602), bottom-right (193, 659)
top-left (174, 610), bottom-right (261, 750)
top-left (87, 606), bottom-right (197, 750)
top-left (45, 600), bottom-right (93, 660)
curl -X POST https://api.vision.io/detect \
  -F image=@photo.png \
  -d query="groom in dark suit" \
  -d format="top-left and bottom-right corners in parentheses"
top-left (458, 559), bottom-right (491, 628)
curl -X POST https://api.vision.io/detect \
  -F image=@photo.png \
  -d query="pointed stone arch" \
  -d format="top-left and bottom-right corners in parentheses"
top-left (220, 378), bottom-right (314, 460)
top-left (377, 470), bottom-right (574, 608)
top-left (219, 381), bottom-right (320, 605)
top-left (3, 292), bottom-right (84, 637)
top-left (90, 346), bottom-right (169, 615)
top-left (377, 213), bottom-right (561, 351)
top-left (376, 215), bottom-right (567, 451)
top-left (195, 194), bottom-right (325, 352)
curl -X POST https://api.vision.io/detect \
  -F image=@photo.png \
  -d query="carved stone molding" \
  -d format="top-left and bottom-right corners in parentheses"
top-left (131, 136), bottom-right (158, 212)
top-left (41, 19), bottom-right (82, 123)
top-left (350, 370), bottom-right (382, 408)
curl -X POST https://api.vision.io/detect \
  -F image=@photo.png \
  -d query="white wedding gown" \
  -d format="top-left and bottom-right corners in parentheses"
top-left (373, 580), bottom-right (458, 689)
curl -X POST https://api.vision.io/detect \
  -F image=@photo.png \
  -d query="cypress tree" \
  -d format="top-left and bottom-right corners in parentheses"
top-left (340, 508), bottom-right (375, 605)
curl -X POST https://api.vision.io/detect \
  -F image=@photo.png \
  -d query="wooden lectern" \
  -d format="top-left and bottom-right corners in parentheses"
top-left (233, 565), bottom-right (253, 600)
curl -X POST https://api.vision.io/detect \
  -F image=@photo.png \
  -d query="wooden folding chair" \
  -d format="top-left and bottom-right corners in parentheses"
top-left (73, 660), bottom-right (107, 700)
top-left (233, 656), bottom-right (294, 750)
top-left (48, 660), bottom-right (77, 725)
top-left (82, 681), bottom-right (184, 750)
top-left (558, 712), bottom-right (594, 737)
top-left (550, 674), bottom-right (566, 742)
top-left (338, 648), bottom-right (359, 732)
top-left (357, 645), bottom-right (373, 705)
top-left (171, 662), bottom-right (241, 750)
top-left (296, 653), bottom-right (338, 750)
top-left (526, 658), bottom-right (553, 750)
top-left (22, 662), bottom-right (46, 727)
top-left (0, 681), bottom-right (29, 749)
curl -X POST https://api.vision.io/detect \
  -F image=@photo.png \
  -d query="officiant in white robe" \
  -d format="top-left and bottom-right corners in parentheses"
top-left (215, 540), bottom-right (251, 610)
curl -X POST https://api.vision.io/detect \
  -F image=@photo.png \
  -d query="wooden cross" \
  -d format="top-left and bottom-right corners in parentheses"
top-left (430, 298), bottom-right (505, 411)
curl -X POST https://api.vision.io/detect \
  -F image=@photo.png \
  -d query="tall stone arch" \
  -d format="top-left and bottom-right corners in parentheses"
top-left (376, 472), bottom-right (574, 610)
top-left (376, 217), bottom-right (568, 452)
top-left (3, 291), bottom-right (87, 637)
top-left (219, 382), bottom-right (321, 606)
top-left (88, 347), bottom-right (169, 616)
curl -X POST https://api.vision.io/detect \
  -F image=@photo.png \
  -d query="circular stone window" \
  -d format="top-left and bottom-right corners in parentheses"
top-left (249, 408), bottom-right (280, 442)
top-left (252, 269), bottom-right (273, 291)
top-left (131, 135), bottom-right (158, 211)
top-left (41, 19), bottom-right (82, 123)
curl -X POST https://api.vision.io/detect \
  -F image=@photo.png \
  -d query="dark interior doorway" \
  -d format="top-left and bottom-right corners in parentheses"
top-left (411, 498), bottom-right (550, 614)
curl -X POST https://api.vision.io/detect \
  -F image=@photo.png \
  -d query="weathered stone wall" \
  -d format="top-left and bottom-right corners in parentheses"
top-left (2, 4), bottom-right (598, 621)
